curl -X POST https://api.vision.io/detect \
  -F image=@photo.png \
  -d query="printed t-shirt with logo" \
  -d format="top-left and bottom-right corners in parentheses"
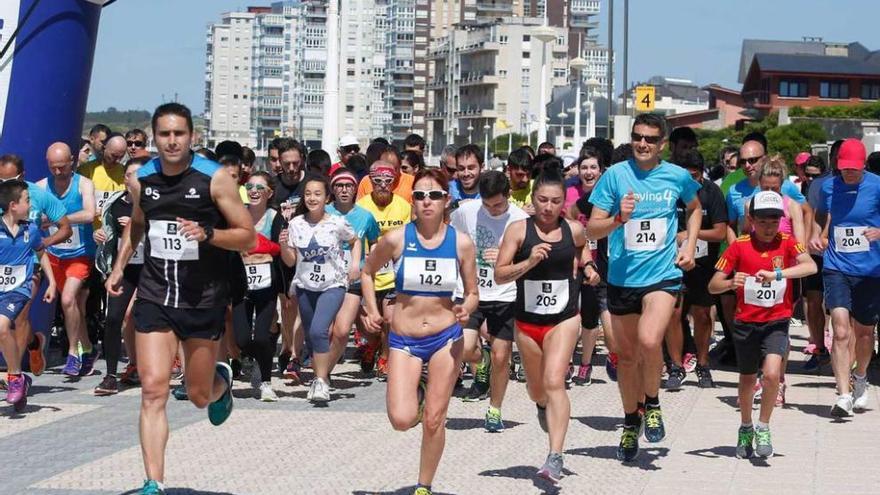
top-left (715, 233), bottom-right (806, 323)
top-left (356, 194), bottom-right (412, 291)
top-left (288, 214), bottom-right (355, 292)
top-left (77, 159), bottom-right (125, 228)
top-left (588, 159), bottom-right (700, 288)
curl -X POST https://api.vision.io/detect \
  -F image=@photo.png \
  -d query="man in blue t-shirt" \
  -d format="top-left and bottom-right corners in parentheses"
top-left (0, 154), bottom-right (71, 379)
top-left (587, 113), bottom-right (702, 462)
top-left (811, 139), bottom-right (880, 418)
top-left (0, 181), bottom-right (57, 412)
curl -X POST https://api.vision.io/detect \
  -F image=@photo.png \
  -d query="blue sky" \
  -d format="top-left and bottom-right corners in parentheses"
top-left (88, 0), bottom-right (880, 114)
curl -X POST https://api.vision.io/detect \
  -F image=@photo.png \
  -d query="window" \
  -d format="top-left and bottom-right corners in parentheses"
top-left (522, 52), bottom-right (530, 59)
top-left (778, 79), bottom-right (807, 98)
top-left (346, 105), bottom-right (355, 111)
top-left (556, 36), bottom-right (565, 45)
top-left (861, 81), bottom-right (880, 100)
top-left (553, 68), bottom-right (566, 78)
top-left (820, 80), bottom-right (849, 99)
top-left (499, 35), bottom-right (508, 45)
top-left (499, 69), bottom-right (507, 77)
top-left (523, 35), bottom-right (531, 42)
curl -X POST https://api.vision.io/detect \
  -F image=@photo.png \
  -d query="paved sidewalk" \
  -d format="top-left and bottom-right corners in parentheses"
top-left (3, 323), bottom-right (880, 495)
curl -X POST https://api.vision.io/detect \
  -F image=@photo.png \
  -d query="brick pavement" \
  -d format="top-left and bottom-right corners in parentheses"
top-left (3, 323), bottom-right (880, 495)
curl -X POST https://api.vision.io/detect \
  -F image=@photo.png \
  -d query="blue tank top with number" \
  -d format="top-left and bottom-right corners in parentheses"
top-left (47, 173), bottom-right (95, 259)
top-left (394, 223), bottom-right (459, 297)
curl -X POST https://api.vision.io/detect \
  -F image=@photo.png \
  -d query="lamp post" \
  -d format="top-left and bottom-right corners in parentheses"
top-left (483, 121), bottom-right (490, 162)
top-left (321, 0), bottom-right (340, 151)
top-left (569, 55), bottom-right (587, 151)
top-left (467, 123), bottom-right (474, 143)
top-left (557, 111), bottom-right (568, 149)
top-left (533, 14), bottom-right (556, 146)
top-left (585, 77), bottom-right (599, 140)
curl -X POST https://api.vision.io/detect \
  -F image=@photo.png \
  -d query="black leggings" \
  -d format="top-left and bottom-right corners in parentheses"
top-left (232, 289), bottom-right (279, 382)
top-left (104, 266), bottom-right (141, 376)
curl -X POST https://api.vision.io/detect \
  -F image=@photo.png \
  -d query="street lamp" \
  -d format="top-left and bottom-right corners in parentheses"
top-left (533, 21), bottom-right (556, 146)
top-left (569, 55), bottom-right (587, 151)
top-left (557, 111), bottom-right (568, 148)
top-left (585, 77), bottom-right (600, 139)
top-left (467, 123), bottom-right (474, 143)
top-left (483, 121), bottom-right (491, 162)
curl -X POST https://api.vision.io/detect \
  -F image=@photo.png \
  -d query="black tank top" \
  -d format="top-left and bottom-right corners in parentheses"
top-left (136, 154), bottom-right (230, 309)
top-left (513, 217), bottom-right (580, 324)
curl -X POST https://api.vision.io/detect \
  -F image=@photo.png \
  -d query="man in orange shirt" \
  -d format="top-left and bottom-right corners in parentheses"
top-left (356, 147), bottom-right (414, 202)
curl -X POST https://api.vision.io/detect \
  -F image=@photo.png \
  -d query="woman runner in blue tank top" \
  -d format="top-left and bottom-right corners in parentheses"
top-left (361, 169), bottom-right (478, 495)
top-left (495, 169), bottom-right (598, 483)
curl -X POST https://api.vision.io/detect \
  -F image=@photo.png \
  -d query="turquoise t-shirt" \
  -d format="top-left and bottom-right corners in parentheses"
top-left (326, 203), bottom-right (380, 264)
top-left (726, 177), bottom-right (805, 225)
top-left (589, 159), bottom-right (700, 288)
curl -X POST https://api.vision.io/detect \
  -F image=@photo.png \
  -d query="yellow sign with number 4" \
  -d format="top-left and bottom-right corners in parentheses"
top-left (635, 85), bottom-right (656, 112)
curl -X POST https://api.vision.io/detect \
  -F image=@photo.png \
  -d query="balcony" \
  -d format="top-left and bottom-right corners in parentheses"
top-left (458, 71), bottom-right (500, 86)
top-left (389, 65), bottom-right (414, 74)
top-left (570, 0), bottom-right (600, 14)
top-left (455, 107), bottom-right (499, 119)
top-left (742, 90), bottom-right (771, 108)
top-left (427, 77), bottom-right (449, 89)
top-left (475, 1), bottom-right (513, 14)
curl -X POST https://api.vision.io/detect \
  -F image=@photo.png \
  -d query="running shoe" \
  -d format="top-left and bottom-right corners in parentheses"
top-left (564, 364), bottom-right (574, 389)
top-left (664, 365), bottom-right (685, 391)
top-left (171, 356), bottom-right (183, 381)
top-left (28, 332), bottom-right (47, 376)
top-left (775, 381), bottom-right (786, 407)
top-left (515, 361), bottom-right (526, 383)
top-left (485, 406), bottom-right (504, 432)
top-left (140, 479), bottom-right (166, 495)
top-left (803, 342), bottom-right (818, 355)
top-left (230, 358), bottom-right (242, 380)
top-left (509, 353), bottom-right (519, 380)
top-left (753, 379), bottom-right (763, 405)
top-left (412, 486), bottom-right (432, 495)
top-left (208, 362), bottom-right (234, 426)
top-left (277, 350), bottom-right (291, 375)
top-left (853, 376), bottom-right (869, 411)
top-left (94, 375), bottom-right (119, 396)
top-left (682, 352), bottom-right (697, 373)
top-left (643, 406), bottom-right (665, 443)
top-left (536, 404), bottom-right (548, 433)
top-left (803, 349), bottom-right (831, 371)
top-left (789, 317), bottom-right (802, 327)
top-left (172, 383), bottom-right (188, 401)
top-left (79, 348), bottom-right (99, 376)
top-left (831, 394), bottom-right (854, 418)
top-left (284, 358), bottom-right (302, 384)
top-left (536, 452), bottom-right (563, 483)
top-left (376, 356), bottom-right (389, 382)
top-left (62, 354), bottom-right (82, 377)
top-left (462, 380), bottom-right (489, 402)
top-left (605, 352), bottom-right (618, 382)
top-left (754, 426), bottom-right (773, 458)
top-left (736, 425), bottom-right (755, 459)
top-left (306, 379), bottom-right (316, 402)
top-left (6, 374), bottom-right (29, 409)
top-left (617, 425), bottom-right (640, 462)
top-left (360, 344), bottom-right (377, 374)
top-left (259, 382), bottom-right (279, 402)
top-left (695, 365), bottom-right (715, 388)
top-left (312, 377), bottom-right (330, 403)
top-left (120, 364), bottom-right (140, 386)
top-left (572, 364), bottom-right (592, 386)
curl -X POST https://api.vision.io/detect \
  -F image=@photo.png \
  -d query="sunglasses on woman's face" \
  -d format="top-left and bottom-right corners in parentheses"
top-left (245, 183), bottom-right (268, 191)
top-left (412, 189), bottom-right (448, 201)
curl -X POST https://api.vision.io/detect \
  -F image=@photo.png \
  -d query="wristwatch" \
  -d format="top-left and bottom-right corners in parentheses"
top-left (203, 225), bottom-right (215, 243)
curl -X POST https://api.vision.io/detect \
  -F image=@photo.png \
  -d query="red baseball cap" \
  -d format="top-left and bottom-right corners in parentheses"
top-left (794, 152), bottom-right (811, 167)
top-left (837, 138), bottom-right (866, 170)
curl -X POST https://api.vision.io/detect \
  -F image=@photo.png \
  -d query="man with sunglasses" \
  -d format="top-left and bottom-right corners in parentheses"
top-left (356, 147), bottom-right (415, 203)
top-left (356, 160), bottom-right (412, 379)
top-left (0, 154), bottom-right (72, 388)
top-left (587, 113), bottom-right (702, 462)
top-left (125, 129), bottom-right (151, 160)
top-left (331, 135), bottom-right (361, 176)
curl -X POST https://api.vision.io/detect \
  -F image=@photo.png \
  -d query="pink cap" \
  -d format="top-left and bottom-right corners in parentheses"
top-left (794, 152), bottom-right (811, 167)
top-left (837, 139), bottom-right (866, 170)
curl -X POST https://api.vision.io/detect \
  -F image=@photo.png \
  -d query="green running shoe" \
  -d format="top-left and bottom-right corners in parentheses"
top-left (643, 406), bottom-right (666, 443)
top-left (736, 425), bottom-right (755, 459)
top-left (617, 425), bottom-right (640, 462)
top-left (208, 362), bottom-right (234, 426)
top-left (141, 479), bottom-right (166, 495)
top-left (485, 406), bottom-right (504, 432)
top-left (413, 485), bottom-right (432, 495)
top-left (754, 426), bottom-right (773, 458)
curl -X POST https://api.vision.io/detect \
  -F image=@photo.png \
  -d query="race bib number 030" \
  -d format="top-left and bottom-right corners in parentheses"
top-left (148, 220), bottom-right (199, 261)
top-left (523, 279), bottom-right (568, 314)
top-left (625, 218), bottom-right (667, 252)
top-left (0, 265), bottom-right (26, 292)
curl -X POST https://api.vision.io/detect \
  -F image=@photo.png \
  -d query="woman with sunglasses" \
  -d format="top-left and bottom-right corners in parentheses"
top-left (231, 172), bottom-right (286, 401)
top-left (281, 174), bottom-right (359, 403)
top-left (326, 167), bottom-right (380, 370)
top-left (495, 168), bottom-right (596, 483)
top-left (361, 169), bottom-right (477, 495)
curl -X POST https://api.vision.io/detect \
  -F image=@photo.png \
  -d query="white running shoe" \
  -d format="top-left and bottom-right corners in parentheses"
top-left (312, 378), bottom-right (330, 403)
top-left (259, 382), bottom-right (279, 402)
top-left (831, 394), bottom-right (854, 417)
top-left (853, 378), bottom-right (869, 411)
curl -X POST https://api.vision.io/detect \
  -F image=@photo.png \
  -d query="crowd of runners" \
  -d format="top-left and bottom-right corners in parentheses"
top-left (0, 104), bottom-right (878, 495)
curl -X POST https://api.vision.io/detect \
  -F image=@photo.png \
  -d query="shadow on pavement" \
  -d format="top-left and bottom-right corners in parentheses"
top-left (28, 384), bottom-right (78, 395)
top-left (445, 417), bottom-right (523, 431)
top-left (685, 445), bottom-right (737, 458)
top-left (785, 401), bottom-right (835, 419)
top-left (352, 488), bottom-right (455, 495)
top-left (566, 446), bottom-right (669, 471)
top-left (1, 403), bottom-right (62, 418)
top-left (478, 464), bottom-right (567, 494)
top-left (571, 415), bottom-right (622, 431)
top-left (121, 489), bottom-right (236, 495)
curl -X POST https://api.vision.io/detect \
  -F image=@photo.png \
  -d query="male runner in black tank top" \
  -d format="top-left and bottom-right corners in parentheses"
top-left (105, 103), bottom-right (256, 495)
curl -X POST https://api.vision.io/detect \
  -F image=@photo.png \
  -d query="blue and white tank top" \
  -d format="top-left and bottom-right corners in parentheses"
top-left (46, 173), bottom-right (95, 259)
top-left (394, 223), bottom-right (459, 297)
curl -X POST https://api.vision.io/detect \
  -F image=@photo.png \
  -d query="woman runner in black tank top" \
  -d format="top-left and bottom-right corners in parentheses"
top-left (495, 169), bottom-right (599, 483)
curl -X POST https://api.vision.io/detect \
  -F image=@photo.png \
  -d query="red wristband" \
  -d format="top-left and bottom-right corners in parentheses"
top-left (614, 213), bottom-right (626, 224)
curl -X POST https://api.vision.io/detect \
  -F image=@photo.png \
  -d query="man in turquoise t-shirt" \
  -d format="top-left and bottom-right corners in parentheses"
top-left (587, 113), bottom-right (702, 462)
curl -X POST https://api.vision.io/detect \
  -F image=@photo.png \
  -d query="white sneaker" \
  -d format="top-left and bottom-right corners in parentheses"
top-left (259, 382), bottom-right (278, 402)
top-left (306, 380), bottom-right (316, 402)
top-left (853, 378), bottom-right (869, 411)
top-left (831, 394), bottom-right (854, 417)
top-left (312, 378), bottom-right (330, 403)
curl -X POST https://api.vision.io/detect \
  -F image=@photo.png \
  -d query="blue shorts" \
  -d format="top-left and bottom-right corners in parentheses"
top-left (823, 270), bottom-right (880, 326)
top-left (0, 292), bottom-right (30, 327)
top-left (389, 323), bottom-right (463, 362)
